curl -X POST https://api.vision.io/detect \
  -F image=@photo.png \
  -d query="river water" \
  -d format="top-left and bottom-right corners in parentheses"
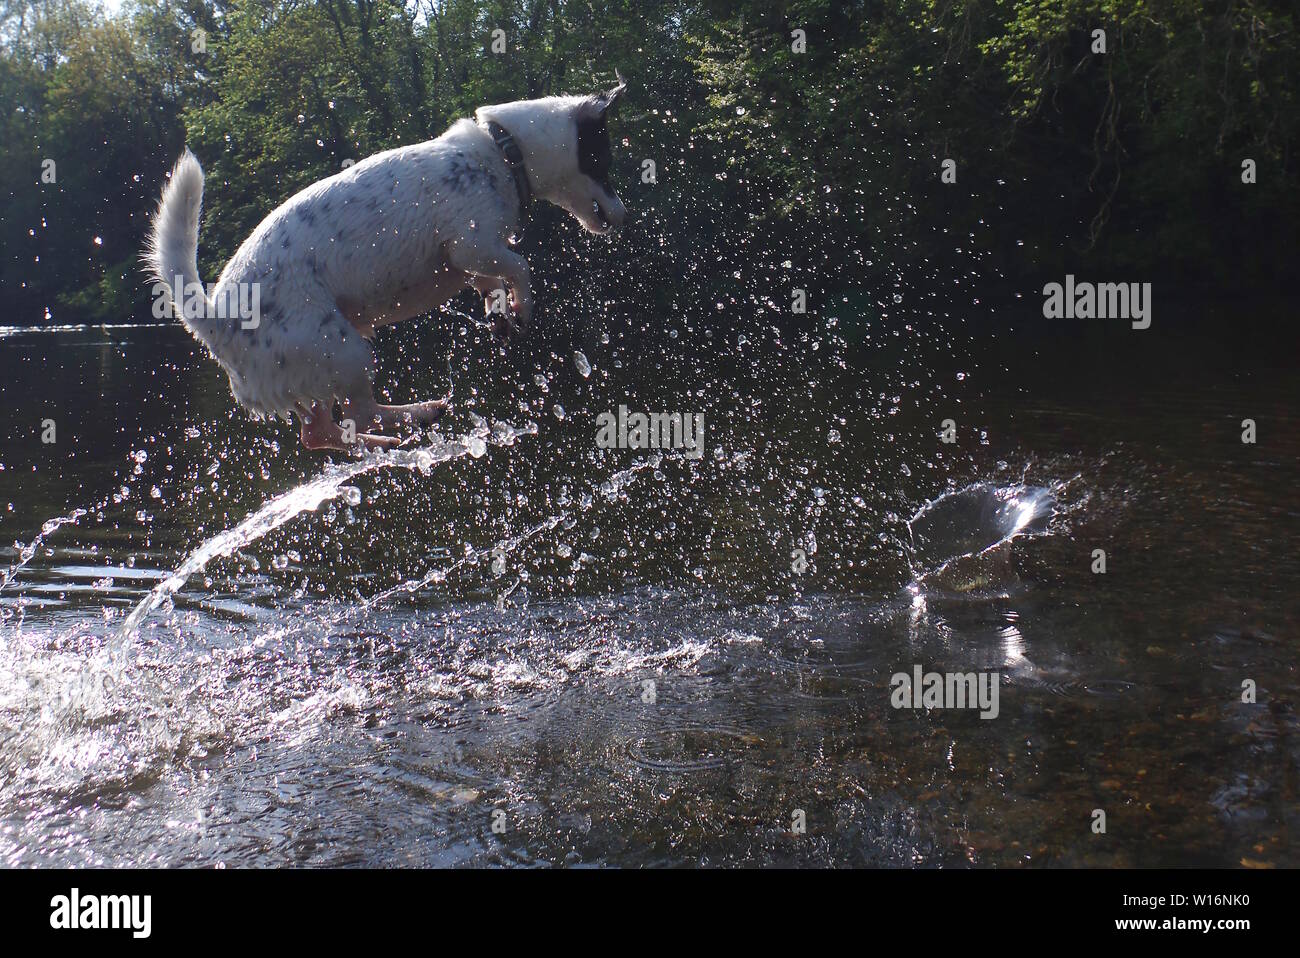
top-left (0, 297), bottom-right (1295, 867)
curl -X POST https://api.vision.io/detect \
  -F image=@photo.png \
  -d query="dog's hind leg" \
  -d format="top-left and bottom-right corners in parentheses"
top-left (342, 392), bottom-right (450, 432)
top-left (298, 402), bottom-right (399, 451)
top-left (341, 378), bottom-right (451, 439)
top-left (375, 398), bottom-right (451, 426)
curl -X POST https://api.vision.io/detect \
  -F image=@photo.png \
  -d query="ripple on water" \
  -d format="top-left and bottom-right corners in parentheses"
top-left (1005, 675), bottom-right (1139, 698)
top-left (624, 724), bottom-right (764, 773)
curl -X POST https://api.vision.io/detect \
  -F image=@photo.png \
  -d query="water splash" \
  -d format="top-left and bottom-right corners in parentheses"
top-left (0, 429), bottom-right (676, 807)
top-left (117, 420), bottom-right (534, 638)
top-left (0, 509), bottom-right (88, 594)
top-left (905, 481), bottom-right (1060, 583)
top-left (370, 457), bottom-right (652, 604)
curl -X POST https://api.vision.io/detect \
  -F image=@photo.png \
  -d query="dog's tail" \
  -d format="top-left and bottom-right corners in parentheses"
top-left (144, 149), bottom-right (213, 335)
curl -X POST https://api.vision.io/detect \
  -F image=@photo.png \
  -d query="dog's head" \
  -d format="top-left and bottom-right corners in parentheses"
top-left (475, 74), bottom-right (628, 234)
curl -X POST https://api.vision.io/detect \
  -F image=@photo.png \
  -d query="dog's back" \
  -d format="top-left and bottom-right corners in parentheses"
top-left (146, 79), bottom-right (627, 449)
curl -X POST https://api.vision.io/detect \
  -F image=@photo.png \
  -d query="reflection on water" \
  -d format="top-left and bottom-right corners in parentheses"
top-left (0, 318), bottom-right (1297, 868)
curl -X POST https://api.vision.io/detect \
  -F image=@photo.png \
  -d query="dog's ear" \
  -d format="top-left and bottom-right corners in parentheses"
top-left (598, 69), bottom-right (627, 114)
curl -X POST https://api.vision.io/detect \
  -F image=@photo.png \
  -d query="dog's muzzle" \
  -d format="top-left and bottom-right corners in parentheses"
top-left (594, 192), bottom-right (627, 232)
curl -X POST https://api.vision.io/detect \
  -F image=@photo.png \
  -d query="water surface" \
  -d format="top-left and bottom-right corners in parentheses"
top-left (1, 306), bottom-right (1296, 867)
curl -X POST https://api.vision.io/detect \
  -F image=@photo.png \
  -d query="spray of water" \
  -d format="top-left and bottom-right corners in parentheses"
top-left (0, 510), bottom-right (88, 594)
top-left (905, 480), bottom-right (1064, 583)
top-left (117, 419), bottom-right (534, 639)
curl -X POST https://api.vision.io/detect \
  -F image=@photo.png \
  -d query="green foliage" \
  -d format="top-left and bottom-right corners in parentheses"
top-left (0, 0), bottom-right (1294, 325)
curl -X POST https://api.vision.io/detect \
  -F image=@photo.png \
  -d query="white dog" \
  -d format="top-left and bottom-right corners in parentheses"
top-left (145, 77), bottom-right (627, 450)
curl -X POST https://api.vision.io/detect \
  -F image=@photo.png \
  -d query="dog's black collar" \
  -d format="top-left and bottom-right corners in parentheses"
top-left (483, 119), bottom-right (532, 216)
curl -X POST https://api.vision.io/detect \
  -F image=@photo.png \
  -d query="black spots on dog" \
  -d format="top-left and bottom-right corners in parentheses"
top-left (320, 316), bottom-right (344, 338)
top-left (295, 206), bottom-right (317, 227)
top-left (442, 154), bottom-right (483, 193)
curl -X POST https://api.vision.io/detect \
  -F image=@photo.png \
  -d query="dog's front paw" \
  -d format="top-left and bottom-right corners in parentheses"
top-left (489, 300), bottom-right (530, 344)
top-left (482, 288), bottom-right (516, 343)
top-left (481, 284), bottom-right (508, 319)
top-left (492, 315), bottom-right (522, 344)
